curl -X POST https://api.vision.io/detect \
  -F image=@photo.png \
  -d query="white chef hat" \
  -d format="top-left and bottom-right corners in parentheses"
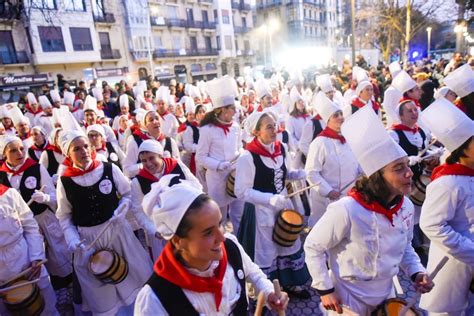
top-left (135, 108), bottom-right (155, 126)
top-left (83, 95), bottom-right (98, 113)
top-left (236, 76), bottom-right (245, 86)
top-left (138, 139), bottom-right (164, 156)
top-left (0, 135), bottom-right (21, 156)
top-left (48, 127), bottom-right (62, 145)
top-left (316, 74), bottom-right (334, 94)
top-left (142, 174), bottom-right (204, 240)
top-left (443, 64), bottom-right (474, 98)
top-left (289, 86), bottom-right (304, 113)
top-left (206, 76), bottom-right (238, 109)
top-left (188, 85), bottom-right (201, 99)
top-left (50, 90), bottom-right (61, 103)
top-left (388, 61), bottom-right (402, 77)
top-left (244, 111), bottom-right (277, 137)
top-left (314, 92), bottom-right (341, 123)
top-left (31, 125), bottom-right (46, 136)
top-left (170, 79), bottom-right (177, 86)
top-left (133, 86), bottom-right (144, 99)
top-left (341, 105), bottom-right (407, 177)
top-left (119, 94), bottom-right (129, 109)
top-left (156, 86), bottom-right (171, 102)
top-left (86, 124), bottom-right (105, 139)
top-left (255, 78), bottom-right (272, 100)
top-left (59, 129), bottom-right (87, 156)
top-left (353, 66), bottom-right (368, 83)
top-left (63, 91), bottom-right (75, 105)
top-left (135, 94), bottom-right (145, 107)
top-left (184, 97), bottom-right (196, 114)
top-left (391, 70), bottom-right (417, 94)
top-left (38, 95), bottom-right (52, 109)
top-left (433, 87), bottom-right (451, 100)
top-left (27, 92), bottom-right (38, 105)
top-left (9, 106), bottom-right (30, 126)
top-left (420, 98), bottom-right (474, 152)
top-left (92, 87), bottom-right (103, 102)
top-left (356, 80), bottom-right (372, 96)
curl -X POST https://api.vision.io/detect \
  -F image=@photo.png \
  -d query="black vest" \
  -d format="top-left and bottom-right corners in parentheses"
top-left (136, 162), bottom-right (186, 195)
top-left (27, 148), bottom-right (40, 163)
top-left (146, 238), bottom-right (248, 316)
top-left (280, 130), bottom-right (289, 144)
top-left (45, 150), bottom-right (60, 176)
top-left (105, 142), bottom-right (121, 169)
top-left (395, 129), bottom-right (426, 180)
top-left (61, 162), bottom-right (120, 227)
top-left (312, 118), bottom-right (323, 140)
top-left (251, 148), bottom-right (287, 194)
top-left (186, 122), bottom-right (200, 144)
top-left (0, 164), bottom-right (49, 216)
top-left (351, 104), bottom-right (379, 115)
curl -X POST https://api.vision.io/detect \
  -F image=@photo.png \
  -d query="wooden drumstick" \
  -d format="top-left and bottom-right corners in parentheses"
top-left (26, 185), bottom-right (46, 206)
top-left (286, 183), bottom-right (317, 199)
top-left (0, 259), bottom-right (48, 287)
top-left (273, 279), bottom-right (285, 316)
top-left (0, 279), bottom-right (40, 293)
top-left (416, 138), bottom-right (438, 158)
top-left (85, 220), bottom-right (114, 252)
top-left (254, 292), bottom-right (266, 316)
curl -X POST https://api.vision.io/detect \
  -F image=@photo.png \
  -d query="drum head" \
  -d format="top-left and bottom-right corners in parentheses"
top-left (385, 299), bottom-right (419, 316)
top-left (90, 250), bottom-right (114, 274)
top-left (281, 209), bottom-right (303, 226)
top-left (4, 282), bottom-right (33, 304)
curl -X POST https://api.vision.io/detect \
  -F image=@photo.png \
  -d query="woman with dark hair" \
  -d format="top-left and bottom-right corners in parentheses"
top-left (418, 99), bottom-right (474, 315)
top-left (135, 176), bottom-right (289, 314)
top-left (304, 106), bottom-right (432, 314)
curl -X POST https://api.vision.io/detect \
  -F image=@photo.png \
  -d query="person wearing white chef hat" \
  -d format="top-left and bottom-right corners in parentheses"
top-left (86, 124), bottom-right (124, 168)
top-left (55, 129), bottom-right (152, 315)
top-left (418, 99), bottom-right (474, 316)
top-left (134, 175), bottom-right (289, 315)
top-left (433, 86), bottom-right (457, 103)
top-left (347, 79), bottom-right (381, 118)
top-left (50, 89), bottom-right (62, 108)
top-left (304, 105), bottom-right (433, 315)
top-left (36, 95), bottom-right (54, 135)
top-left (155, 86), bottom-right (179, 138)
top-left (9, 105), bottom-right (33, 149)
top-left (24, 92), bottom-right (43, 126)
top-left (443, 63), bottom-right (474, 119)
top-left (392, 70), bottom-right (422, 108)
top-left (382, 61), bottom-right (404, 127)
top-left (81, 95), bottom-right (116, 143)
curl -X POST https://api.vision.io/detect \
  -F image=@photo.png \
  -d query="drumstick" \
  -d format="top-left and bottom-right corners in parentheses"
top-left (339, 176), bottom-right (362, 192)
top-left (399, 256), bottom-right (449, 315)
top-left (416, 138), bottom-right (438, 158)
top-left (0, 259), bottom-right (48, 287)
top-left (0, 279), bottom-right (40, 293)
top-left (273, 279), bottom-right (285, 316)
top-left (254, 292), bottom-right (266, 316)
top-left (26, 185), bottom-right (46, 206)
top-left (286, 183), bottom-right (317, 199)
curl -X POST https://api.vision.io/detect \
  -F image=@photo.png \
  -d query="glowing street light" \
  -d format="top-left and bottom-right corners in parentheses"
top-left (426, 26), bottom-right (432, 58)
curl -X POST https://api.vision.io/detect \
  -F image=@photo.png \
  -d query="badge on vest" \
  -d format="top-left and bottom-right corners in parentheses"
top-left (99, 179), bottom-right (113, 195)
top-left (24, 176), bottom-right (37, 190)
top-left (109, 152), bottom-right (119, 162)
top-left (237, 269), bottom-right (244, 280)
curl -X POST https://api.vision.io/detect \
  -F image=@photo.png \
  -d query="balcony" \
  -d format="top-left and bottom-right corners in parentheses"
top-left (167, 18), bottom-right (187, 28)
top-left (199, 0), bottom-right (213, 4)
top-left (0, 3), bottom-right (20, 20)
top-left (93, 13), bottom-right (116, 24)
top-left (257, 0), bottom-right (282, 9)
top-left (153, 48), bottom-right (218, 58)
top-left (232, 1), bottom-right (251, 11)
top-left (100, 49), bottom-right (121, 60)
top-left (304, 18), bottom-right (320, 24)
top-left (186, 20), bottom-right (203, 29)
top-left (234, 26), bottom-right (249, 33)
top-left (0, 51), bottom-right (30, 65)
top-left (202, 21), bottom-right (217, 29)
top-left (303, 0), bottom-right (321, 7)
top-left (131, 50), bottom-right (151, 61)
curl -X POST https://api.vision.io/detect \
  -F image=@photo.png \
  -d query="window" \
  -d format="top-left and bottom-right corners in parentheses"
top-left (206, 63), bottom-right (216, 70)
top-left (216, 35), bottom-right (221, 50)
top-left (0, 31), bottom-right (16, 64)
top-left (34, 0), bottom-right (56, 9)
top-left (99, 32), bottom-right (111, 51)
top-left (204, 36), bottom-right (212, 51)
top-left (92, 0), bottom-right (104, 17)
top-left (224, 35), bottom-right (232, 50)
top-left (202, 10), bottom-right (209, 23)
top-left (235, 40), bottom-right (238, 51)
top-left (167, 6), bottom-right (177, 19)
top-left (38, 26), bottom-right (65, 52)
top-left (64, 0), bottom-right (85, 11)
top-left (241, 17), bottom-right (247, 27)
top-left (213, 9), bottom-right (217, 20)
top-left (172, 36), bottom-right (181, 50)
top-left (222, 10), bottom-right (229, 24)
top-left (69, 27), bottom-right (93, 51)
top-left (186, 8), bottom-right (194, 22)
top-left (190, 36), bottom-right (197, 51)
top-left (154, 36), bottom-right (163, 49)
top-left (244, 40), bottom-right (250, 51)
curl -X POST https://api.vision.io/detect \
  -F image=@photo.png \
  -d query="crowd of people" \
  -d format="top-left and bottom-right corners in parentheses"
top-left (0, 52), bottom-right (473, 316)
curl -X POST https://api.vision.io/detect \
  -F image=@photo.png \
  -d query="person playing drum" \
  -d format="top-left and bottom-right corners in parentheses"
top-left (56, 130), bottom-right (152, 315)
top-left (418, 99), bottom-right (474, 316)
top-left (304, 106), bottom-right (433, 314)
top-left (235, 111), bottom-right (311, 299)
top-left (135, 176), bottom-right (289, 315)
top-left (0, 184), bottom-right (59, 315)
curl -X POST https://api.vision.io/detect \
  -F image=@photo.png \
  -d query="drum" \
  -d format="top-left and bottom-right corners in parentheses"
top-left (89, 249), bottom-right (128, 284)
top-left (372, 298), bottom-right (419, 316)
top-left (3, 281), bottom-right (45, 316)
top-left (410, 173), bottom-right (431, 206)
top-left (225, 170), bottom-right (237, 198)
top-left (272, 209), bottom-right (304, 247)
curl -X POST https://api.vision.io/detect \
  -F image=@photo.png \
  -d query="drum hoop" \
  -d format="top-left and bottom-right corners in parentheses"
top-left (4, 282), bottom-right (40, 308)
top-left (89, 248), bottom-right (116, 275)
top-left (278, 210), bottom-right (304, 228)
top-left (272, 233), bottom-right (298, 246)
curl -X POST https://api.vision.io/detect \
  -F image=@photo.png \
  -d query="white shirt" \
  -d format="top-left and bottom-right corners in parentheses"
top-left (299, 118), bottom-right (326, 156)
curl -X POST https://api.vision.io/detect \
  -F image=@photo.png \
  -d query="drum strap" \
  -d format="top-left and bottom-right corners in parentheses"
top-left (146, 238), bottom-right (248, 315)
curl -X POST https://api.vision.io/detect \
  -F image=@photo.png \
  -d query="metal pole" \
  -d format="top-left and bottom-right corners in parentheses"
top-left (146, 4), bottom-right (154, 79)
top-left (426, 27), bottom-right (432, 58)
top-left (350, 0), bottom-right (356, 65)
top-left (404, 0), bottom-right (411, 64)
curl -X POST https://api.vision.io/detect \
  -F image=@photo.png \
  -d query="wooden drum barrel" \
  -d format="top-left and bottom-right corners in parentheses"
top-left (89, 249), bottom-right (128, 284)
top-left (225, 170), bottom-right (237, 198)
top-left (3, 281), bottom-right (45, 316)
top-left (373, 298), bottom-right (419, 316)
top-left (410, 174), bottom-right (431, 206)
top-left (272, 209), bottom-right (304, 247)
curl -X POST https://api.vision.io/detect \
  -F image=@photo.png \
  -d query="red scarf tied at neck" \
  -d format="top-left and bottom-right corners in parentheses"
top-left (0, 158), bottom-right (37, 176)
top-left (62, 153), bottom-right (100, 177)
top-left (348, 188), bottom-right (404, 226)
top-left (391, 124), bottom-right (419, 134)
top-left (0, 184), bottom-right (9, 196)
top-left (25, 104), bottom-right (43, 115)
top-left (318, 127), bottom-right (346, 144)
top-left (154, 242), bottom-right (228, 312)
top-left (246, 138), bottom-right (282, 162)
top-left (213, 122), bottom-right (233, 135)
top-left (137, 158), bottom-right (178, 182)
top-left (431, 163), bottom-right (474, 181)
top-left (352, 97), bottom-right (381, 111)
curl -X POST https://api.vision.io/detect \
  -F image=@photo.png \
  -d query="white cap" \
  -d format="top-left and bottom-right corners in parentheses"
top-left (31, 125), bottom-right (46, 136)
top-left (420, 98), bottom-right (474, 152)
top-left (83, 95), bottom-right (98, 113)
top-left (50, 90), bottom-right (61, 103)
top-left (137, 80), bottom-right (147, 91)
top-left (255, 79), bottom-right (272, 99)
top-left (289, 86), bottom-right (304, 113)
top-left (188, 85), bottom-right (201, 99)
top-left (443, 64), bottom-right (474, 98)
top-left (48, 127), bottom-right (62, 145)
top-left (59, 129), bottom-right (87, 156)
top-left (316, 74), bottom-right (334, 93)
top-left (156, 86), bottom-right (170, 103)
top-left (27, 92), bottom-right (38, 105)
top-left (392, 71), bottom-right (417, 94)
top-left (92, 87), bottom-right (103, 102)
top-left (9, 106), bottom-right (30, 126)
top-left (138, 139), bottom-right (164, 155)
top-left (244, 111), bottom-right (276, 137)
top-left (142, 175), bottom-right (203, 240)
top-left (314, 92), bottom-right (341, 123)
top-left (356, 80), bottom-right (372, 96)
top-left (341, 105), bottom-right (407, 177)
top-left (206, 75), bottom-right (238, 109)
top-left (353, 66), bottom-right (368, 83)
top-left (86, 124), bottom-right (105, 139)
top-left (135, 108), bottom-right (155, 126)
top-left (133, 86), bottom-right (144, 99)
top-left (38, 95), bottom-right (52, 109)
top-left (388, 61), bottom-right (402, 77)
top-left (433, 87), bottom-right (451, 100)
top-left (0, 135), bottom-right (21, 156)
top-left (63, 91), bottom-right (75, 105)
top-left (184, 97), bottom-right (196, 114)
top-left (119, 94), bottom-right (129, 108)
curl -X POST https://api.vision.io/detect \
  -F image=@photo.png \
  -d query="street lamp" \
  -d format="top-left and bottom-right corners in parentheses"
top-left (426, 26), bottom-right (432, 59)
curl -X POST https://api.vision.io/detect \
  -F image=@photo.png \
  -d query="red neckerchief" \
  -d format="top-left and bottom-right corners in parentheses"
top-left (71, 107), bottom-right (80, 113)
top-left (213, 122), bottom-right (233, 135)
top-left (62, 160), bottom-right (101, 177)
top-left (313, 114), bottom-right (322, 120)
top-left (25, 104), bottom-right (43, 115)
top-left (137, 158), bottom-right (178, 182)
top-left (154, 242), bottom-right (228, 312)
top-left (0, 184), bottom-right (9, 196)
top-left (178, 123), bottom-right (187, 134)
top-left (399, 97), bottom-right (421, 108)
top-left (277, 127), bottom-right (285, 133)
top-left (44, 143), bottom-right (63, 154)
top-left (272, 97), bottom-right (279, 105)
top-left (137, 168), bottom-right (158, 182)
top-left (318, 127), bottom-right (346, 144)
top-left (132, 128), bottom-right (151, 141)
top-left (247, 103), bottom-right (254, 114)
top-left (0, 158), bottom-right (37, 176)
top-left (455, 99), bottom-right (467, 114)
top-left (96, 142), bottom-right (107, 152)
top-left (246, 138), bottom-right (282, 162)
top-left (348, 188), bottom-right (404, 226)
top-left (391, 124), bottom-right (419, 134)
top-left (190, 153), bottom-right (196, 175)
top-left (352, 97), bottom-right (381, 111)
top-left (19, 132), bottom-right (31, 141)
top-left (296, 113), bottom-right (310, 119)
top-left (431, 163), bottom-right (474, 181)
top-left (30, 141), bottom-right (48, 152)
top-left (256, 104), bottom-right (263, 112)
top-left (159, 111), bottom-right (171, 119)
